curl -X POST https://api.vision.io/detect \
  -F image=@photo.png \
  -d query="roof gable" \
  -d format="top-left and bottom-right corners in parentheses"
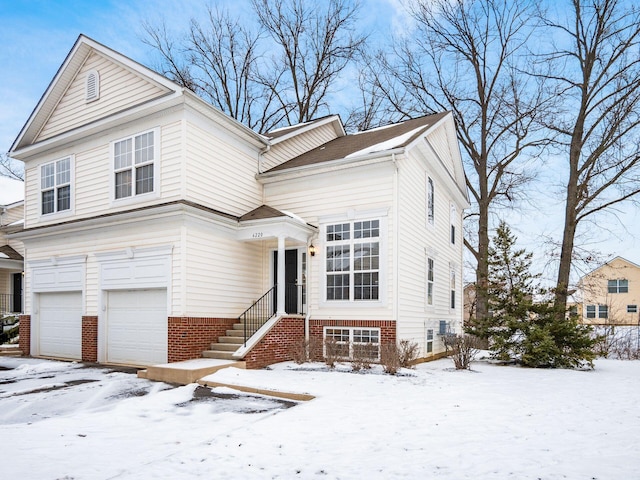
top-left (11, 35), bottom-right (179, 153)
top-left (583, 256), bottom-right (640, 280)
top-left (266, 113), bottom-right (448, 173)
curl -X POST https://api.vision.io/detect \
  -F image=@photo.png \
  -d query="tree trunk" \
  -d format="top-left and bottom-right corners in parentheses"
top-left (475, 186), bottom-right (490, 322)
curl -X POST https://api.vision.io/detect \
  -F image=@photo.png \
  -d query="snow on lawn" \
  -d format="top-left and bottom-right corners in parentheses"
top-left (2, 356), bottom-right (640, 479)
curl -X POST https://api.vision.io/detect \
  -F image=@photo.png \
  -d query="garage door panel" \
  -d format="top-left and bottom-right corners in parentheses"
top-left (39, 292), bottom-right (82, 360)
top-left (107, 289), bottom-right (167, 365)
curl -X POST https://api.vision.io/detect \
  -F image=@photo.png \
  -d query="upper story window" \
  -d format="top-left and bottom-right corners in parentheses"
top-left (427, 176), bottom-right (435, 226)
top-left (41, 157), bottom-right (72, 215)
top-left (426, 257), bottom-right (434, 306)
top-left (325, 219), bottom-right (380, 302)
top-left (450, 203), bottom-right (457, 245)
top-left (113, 130), bottom-right (156, 200)
top-left (608, 279), bottom-right (628, 293)
top-left (85, 70), bottom-right (100, 102)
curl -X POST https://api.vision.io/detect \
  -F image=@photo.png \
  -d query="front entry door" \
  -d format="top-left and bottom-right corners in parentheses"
top-left (12, 273), bottom-right (22, 313)
top-left (273, 249), bottom-right (298, 314)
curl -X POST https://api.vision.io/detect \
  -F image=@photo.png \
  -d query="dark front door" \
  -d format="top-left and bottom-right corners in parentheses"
top-left (12, 273), bottom-right (22, 313)
top-left (273, 249), bottom-right (298, 314)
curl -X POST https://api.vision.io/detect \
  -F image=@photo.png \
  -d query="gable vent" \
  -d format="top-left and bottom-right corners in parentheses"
top-left (85, 70), bottom-right (100, 102)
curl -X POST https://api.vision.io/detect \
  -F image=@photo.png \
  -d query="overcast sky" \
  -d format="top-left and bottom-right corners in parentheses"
top-left (1, 0), bottom-right (638, 282)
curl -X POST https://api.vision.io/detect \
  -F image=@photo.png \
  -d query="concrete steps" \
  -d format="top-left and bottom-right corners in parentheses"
top-left (138, 358), bottom-right (245, 385)
top-left (0, 345), bottom-right (21, 357)
top-left (201, 320), bottom-right (247, 360)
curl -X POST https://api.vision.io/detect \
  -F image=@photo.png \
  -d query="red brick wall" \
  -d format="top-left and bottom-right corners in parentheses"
top-left (18, 315), bottom-right (30, 356)
top-left (82, 316), bottom-right (98, 362)
top-left (244, 316), bottom-right (305, 369)
top-left (168, 317), bottom-right (236, 362)
top-left (309, 319), bottom-right (397, 361)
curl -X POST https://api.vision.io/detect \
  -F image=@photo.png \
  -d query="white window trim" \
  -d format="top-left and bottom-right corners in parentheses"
top-left (450, 263), bottom-right (457, 310)
top-left (426, 174), bottom-right (435, 228)
top-left (426, 256), bottom-right (434, 308)
top-left (319, 211), bottom-right (387, 308)
top-left (38, 155), bottom-right (75, 219)
top-left (110, 128), bottom-right (161, 206)
top-left (426, 328), bottom-right (434, 353)
top-left (323, 326), bottom-right (381, 361)
top-left (450, 203), bottom-right (457, 246)
top-left (85, 69), bottom-right (100, 103)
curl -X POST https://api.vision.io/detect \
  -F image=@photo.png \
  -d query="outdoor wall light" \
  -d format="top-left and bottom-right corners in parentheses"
top-left (309, 244), bottom-right (316, 257)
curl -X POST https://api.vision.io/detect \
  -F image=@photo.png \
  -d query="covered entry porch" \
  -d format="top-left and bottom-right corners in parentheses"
top-left (237, 205), bottom-right (316, 320)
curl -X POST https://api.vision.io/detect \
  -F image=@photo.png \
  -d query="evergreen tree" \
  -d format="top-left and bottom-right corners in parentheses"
top-left (468, 221), bottom-right (597, 369)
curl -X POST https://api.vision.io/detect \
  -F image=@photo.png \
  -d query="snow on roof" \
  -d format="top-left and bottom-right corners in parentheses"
top-left (0, 177), bottom-right (24, 205)
top-left (345, 125), bottom-right (427, 158)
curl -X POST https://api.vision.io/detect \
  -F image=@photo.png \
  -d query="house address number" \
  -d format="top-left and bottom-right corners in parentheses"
top-left (252, 232), bottom-right (263, 238)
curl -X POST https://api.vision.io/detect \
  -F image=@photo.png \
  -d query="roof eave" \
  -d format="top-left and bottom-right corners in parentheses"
top-left (257, 148), bottom-right (405, 182)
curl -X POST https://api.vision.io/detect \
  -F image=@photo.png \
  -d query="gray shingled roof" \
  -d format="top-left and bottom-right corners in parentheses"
top-left (239, 205), bottom-right (288, 221)
top-left (0, 245), bottom-right (23, 261)
top-left (266, 112), bottom-right (448, 173)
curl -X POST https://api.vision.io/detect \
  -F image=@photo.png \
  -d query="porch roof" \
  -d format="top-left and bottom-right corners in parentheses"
top-left (0, 245), bottom-right (23, 271)
top-left (237, 205), bottom-right (316, 244)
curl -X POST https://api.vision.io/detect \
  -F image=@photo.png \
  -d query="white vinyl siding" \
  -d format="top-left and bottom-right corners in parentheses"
top-left (395, 141), bottom-right (465, 357)
top-left (23, 217), bottom-right (182, 316)
top-left (24, 118), bottom-right (182, 228)
top-left (264, 162), bottom-right (395, 321)
top-left (36, 51), bottom-right (168, 142)
top-left (185, 120), bottom-right (262, 216)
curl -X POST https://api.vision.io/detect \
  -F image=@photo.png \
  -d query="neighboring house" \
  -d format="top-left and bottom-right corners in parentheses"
top-left (0, 177), bottom-right (25, 315)
top-left (463, 283), bottom-right (476, 325)
top-left (579, 257), bottom-right (640, 326)
top-left (8, 35), bottom-right (469, 368)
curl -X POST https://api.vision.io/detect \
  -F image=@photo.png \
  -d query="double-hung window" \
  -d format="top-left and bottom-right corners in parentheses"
top-left (587, 304), bottom-right (608, 318)
top-left (41, 157), bottom-right (72, 215)
top-left (427, 176), bottom-right (435, 226)
top-left (450, 203), bottom-right (457, 245)
top-left (608, 279), bottom-right (628, 293)
top-left (325, 219), bottom-right (380, 302)
top-left (426, 257), bottom-right (434, 306)
top-left (113, 130), bottom-right (156, 200)
top-left (450, 264), bottom-right (456, 309)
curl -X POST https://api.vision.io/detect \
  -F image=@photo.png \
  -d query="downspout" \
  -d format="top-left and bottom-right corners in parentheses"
top-left (392, 153), bottom-right (400, 332)
top-left (258, 143), bottom-right (271, 174)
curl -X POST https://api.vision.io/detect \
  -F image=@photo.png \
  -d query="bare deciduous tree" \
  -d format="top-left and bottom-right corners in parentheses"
top-left (143, 7), bottom-right (283, 132)
top-left (544, 0), bottom-right (640, 315)
top-left (0, 153), bottom-right (24, 181)
top-left (367, 0), bottom-right (550, 322)
top-left (252, 0), bottom-right (367, 125)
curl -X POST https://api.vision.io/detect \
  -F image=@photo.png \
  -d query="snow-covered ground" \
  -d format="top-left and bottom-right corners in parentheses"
top-left (1, 356), bottom-right (639, 479)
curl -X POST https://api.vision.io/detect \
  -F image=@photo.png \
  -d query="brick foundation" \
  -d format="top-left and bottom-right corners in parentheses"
top-left (19, 315), bottom-right (30, 356)
top-left (168, 317), bottom-right (236, 362)
top-left (243, 316), bottom-right (305, 369)
top-left (309, 319), bottom-right (397, 361)
top-left (82, 316), bottom-right (98, 362)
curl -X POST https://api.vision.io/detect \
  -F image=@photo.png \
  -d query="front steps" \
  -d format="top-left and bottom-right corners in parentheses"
top-left (202, 322), bottom-right (245, 360)
top-left (0, 344), bottom-right (21, 357)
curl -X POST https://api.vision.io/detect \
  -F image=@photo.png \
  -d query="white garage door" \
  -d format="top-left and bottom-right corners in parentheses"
top-left (106, 289), bottom-right (167, 366)
top-left (39, 292), bottom-right (82, 360)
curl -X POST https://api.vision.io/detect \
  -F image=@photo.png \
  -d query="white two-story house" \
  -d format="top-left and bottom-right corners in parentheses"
top-left (9, 35), bottom-right (469, 368)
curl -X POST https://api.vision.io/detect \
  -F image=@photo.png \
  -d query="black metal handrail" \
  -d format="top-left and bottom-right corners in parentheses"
top-left (241, 287), bottom-right (277, 346)
top-left (239, 284), bottom-right (307, 345)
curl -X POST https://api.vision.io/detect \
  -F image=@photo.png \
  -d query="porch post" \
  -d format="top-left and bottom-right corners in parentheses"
top-left (276, 235), bottom-right (286, 315)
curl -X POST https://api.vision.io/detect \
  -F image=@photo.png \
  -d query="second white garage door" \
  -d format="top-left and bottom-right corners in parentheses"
top-left (106, 289), bottom-right (167, 366)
